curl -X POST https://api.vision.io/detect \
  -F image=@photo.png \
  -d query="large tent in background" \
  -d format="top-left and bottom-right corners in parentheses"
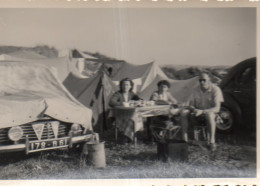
top-left (0, 54), bottom-right (70, 82)
top-left (64, 57), bottom-right (200, 133)
top-left (60, 49), bottom-right (200, 132)
top-left (69, 49), bottom-right (125, 79)
top-left (63, 71), bottom-right (116, 132)
top-left (109, 60), bottom-right (199, 102)
top-left (110, 61), bottom-right (169, 93)
top-left (71, 49), bottom-right (98, 60)
top-left (139, 75), bottom-right (199, 103)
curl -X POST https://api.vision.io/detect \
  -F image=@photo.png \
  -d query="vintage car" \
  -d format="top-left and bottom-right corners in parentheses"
top-left (0, 62), bottom-right (98, 154)
top-left (216, 57), bottom-right (256, 133)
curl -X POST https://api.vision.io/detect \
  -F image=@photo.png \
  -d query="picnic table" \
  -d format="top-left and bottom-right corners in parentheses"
top-left (112, 105), bottom-right (171, 146)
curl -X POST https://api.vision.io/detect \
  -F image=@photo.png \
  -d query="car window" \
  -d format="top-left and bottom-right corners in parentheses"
top-left (237, 67), bottom-right (256, 86)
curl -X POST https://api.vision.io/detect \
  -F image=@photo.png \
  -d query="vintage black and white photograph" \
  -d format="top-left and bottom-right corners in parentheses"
top-left (0, 5), bottom-right (257, 181)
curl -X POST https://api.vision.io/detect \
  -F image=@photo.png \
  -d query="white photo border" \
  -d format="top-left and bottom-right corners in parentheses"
top-left (0, 1), bottom-right (258, 186)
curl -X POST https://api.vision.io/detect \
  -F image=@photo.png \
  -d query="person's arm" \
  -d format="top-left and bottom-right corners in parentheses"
top-left (150, 92), bottom-right (158, 101)
top-left (109, 92), bottom-right (122, 107)
top-left (150, 92), bottom-right (168, 105)
top-left (167, 92), bottom-right (178, 105)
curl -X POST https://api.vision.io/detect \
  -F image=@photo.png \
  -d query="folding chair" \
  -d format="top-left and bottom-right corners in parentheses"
top-left (150, 120), bottom-right (181, 143)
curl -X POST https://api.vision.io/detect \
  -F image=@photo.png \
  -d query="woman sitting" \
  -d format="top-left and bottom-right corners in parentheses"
top-left (109, 77), bottom-right (141, 107)
top-left (148, 80), bottom-right (181, 141)
top-left (109, 78), bottom-right (142, 143)
top-left (150, 80), bottom-right (180, 115)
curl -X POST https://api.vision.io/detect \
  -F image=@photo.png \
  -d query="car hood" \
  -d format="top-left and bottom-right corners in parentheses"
top-left (0, 62), bottom-right (93, 130)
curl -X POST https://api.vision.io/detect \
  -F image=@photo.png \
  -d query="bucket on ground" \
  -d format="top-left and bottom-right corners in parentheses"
top-left (86, 141), bottom-right (106, 168)
top-left (157, 139), bottom-right (188, 162)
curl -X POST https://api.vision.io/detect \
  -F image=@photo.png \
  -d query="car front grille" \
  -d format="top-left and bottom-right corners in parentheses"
top-left (0, 120), bottom-right (71, 145)
top-left (21, 121), bottom-right (71, 140)
top-left (0, 128), bottom-right (9, 144)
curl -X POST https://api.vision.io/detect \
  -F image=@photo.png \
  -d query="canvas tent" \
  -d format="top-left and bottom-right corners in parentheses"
top-left (68, 52), bottom-right (125, 79)
top-left (110, 61), bottom-right (169, 93)
top-left (109, 61), bottom-right (199, 102)
top-left (63, 71), bottom-right (116, 132)
top-left (64, 58), bottom-right (201, 133)
top-left (71, 49), bottom-right (98, 60)
top-left (139, 75), bottom-right (199, 102)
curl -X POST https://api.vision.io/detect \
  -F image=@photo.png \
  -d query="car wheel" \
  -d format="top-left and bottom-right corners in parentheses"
top-left (216, 106), bottom-right (234, 133)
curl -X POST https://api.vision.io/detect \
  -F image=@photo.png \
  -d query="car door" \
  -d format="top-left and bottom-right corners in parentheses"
top-left (232, 63), bottom-right (256, 128)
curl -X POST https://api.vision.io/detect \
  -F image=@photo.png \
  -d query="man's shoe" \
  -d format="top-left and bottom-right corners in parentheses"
top-left (209, 143), bottom-right (217, 152)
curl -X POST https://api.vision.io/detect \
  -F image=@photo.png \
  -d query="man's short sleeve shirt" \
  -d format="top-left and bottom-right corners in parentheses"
top-left (188, 84), bottom-right (224, 110)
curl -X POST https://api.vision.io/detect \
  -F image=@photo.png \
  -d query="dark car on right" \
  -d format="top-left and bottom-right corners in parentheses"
top-left (216, 57), bottom-right (256, 134)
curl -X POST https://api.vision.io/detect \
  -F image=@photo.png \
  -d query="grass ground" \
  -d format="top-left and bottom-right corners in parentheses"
top-left (0, 129), bottom-right (256, 179)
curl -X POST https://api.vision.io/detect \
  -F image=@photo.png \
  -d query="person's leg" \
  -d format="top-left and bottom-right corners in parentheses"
top-left (205, 112), bottom-right (216, 144)
top-left (180, 109), bottom-right (190, 142)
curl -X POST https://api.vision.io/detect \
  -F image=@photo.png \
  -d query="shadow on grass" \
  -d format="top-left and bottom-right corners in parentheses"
top-left (0, 152), bottom-right (39, 166)
top-left (0, 148), bottom-right (82, 167)
top-left (122, 151), bottom-right (158, 162)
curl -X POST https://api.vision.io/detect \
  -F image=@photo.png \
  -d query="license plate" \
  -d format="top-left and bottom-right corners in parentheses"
top-left (27, 137), bottom-right (70, 153)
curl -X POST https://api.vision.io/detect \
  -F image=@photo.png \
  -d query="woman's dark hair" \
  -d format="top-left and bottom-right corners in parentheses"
top-left (157, 80), bottom-right (170, 88)
top-left (119, 77), bottom-right (134, 92)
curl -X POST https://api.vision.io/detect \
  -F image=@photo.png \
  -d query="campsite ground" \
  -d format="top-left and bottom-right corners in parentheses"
top-left (0, 128), bottom-right (256, 179)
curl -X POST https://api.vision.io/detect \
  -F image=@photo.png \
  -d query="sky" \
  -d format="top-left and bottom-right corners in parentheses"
top-left (0, 8), bottom-right (256, 66)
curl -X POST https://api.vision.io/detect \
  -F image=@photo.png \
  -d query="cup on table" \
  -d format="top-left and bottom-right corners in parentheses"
top-left (122, 102), bottom-right (130, 107)
top-left (129, 101), bottom-right (135, 107)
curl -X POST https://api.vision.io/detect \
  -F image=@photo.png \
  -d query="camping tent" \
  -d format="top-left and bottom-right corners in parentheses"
top-left (63, 71), bottom-right (116, 132)
top-left (64, 58), bottom-right (201, 133)
top-left (109, 61), bottom-right (199, 102)
top-left (71, 49), bottom-right (98, 60)
top-left (110, 61), bottom-right (169, 93)
top-left (139, 75), bottom-right (199, 102)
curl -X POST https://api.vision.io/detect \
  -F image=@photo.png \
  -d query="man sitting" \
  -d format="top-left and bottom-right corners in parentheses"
top-left (180, 72), bottom-right (224, 151)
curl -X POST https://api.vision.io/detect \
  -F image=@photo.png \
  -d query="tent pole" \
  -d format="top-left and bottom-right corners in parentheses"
top-left (101, 73), bottom-right (107, 131)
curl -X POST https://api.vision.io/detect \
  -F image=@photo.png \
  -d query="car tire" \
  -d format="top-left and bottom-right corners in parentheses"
top-left (216, 105), bottom-right (235, 133)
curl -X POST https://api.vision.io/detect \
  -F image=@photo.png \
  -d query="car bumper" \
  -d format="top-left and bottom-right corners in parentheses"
top-left (0, 133), bottom-right (99, 154)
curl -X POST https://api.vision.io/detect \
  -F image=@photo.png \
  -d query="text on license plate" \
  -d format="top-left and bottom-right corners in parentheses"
top-left (29, 138), bottom-right (69, 152)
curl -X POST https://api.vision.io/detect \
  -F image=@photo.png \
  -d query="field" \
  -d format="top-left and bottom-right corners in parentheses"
top-left (0, 128), bottom-right (256, 179)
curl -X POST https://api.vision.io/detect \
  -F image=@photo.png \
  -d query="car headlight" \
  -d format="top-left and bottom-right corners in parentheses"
top-left (71, 123), bottom-right (81, 131)
top-left (70, 124), bottom-right (83, 136)
top-left (8, 126), bottom-right (23, 141)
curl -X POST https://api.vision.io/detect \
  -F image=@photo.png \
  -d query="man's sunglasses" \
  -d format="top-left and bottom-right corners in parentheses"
top-left (199, 79), bottom-right (207, 82)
